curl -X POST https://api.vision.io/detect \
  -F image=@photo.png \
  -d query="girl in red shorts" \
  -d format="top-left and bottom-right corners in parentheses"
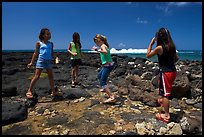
top-left (146, 28), bottom-right (179, 123)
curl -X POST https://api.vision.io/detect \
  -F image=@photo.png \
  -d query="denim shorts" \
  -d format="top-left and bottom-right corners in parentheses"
top-left (98, 62), bottom-right (114, 89)
top-left (36, 57), bottom-right (53, 69)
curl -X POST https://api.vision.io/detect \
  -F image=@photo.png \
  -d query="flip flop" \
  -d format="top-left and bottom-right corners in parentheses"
top-left (71, 81), bottom-right (76, 88)
top-left (71, 84), bottom-right (76, 88)
top-left (74, 81), bottom-right (81, 85)
top-left (99, 89), bottom-right (105, 92)
top-left (51, 91), bottom-right (63, 97)
top-left (155, 112), bottom-right (170, 124)
top-left (103, 97), bottom-right (116, 104)
top-left (26, 92), bottom-right (34, 99)
top-left (157, 98), bottom-right (163, 107)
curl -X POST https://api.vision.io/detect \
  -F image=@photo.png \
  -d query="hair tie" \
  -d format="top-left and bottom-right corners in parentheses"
top-left (165, 28), bottom-right (168, 34)
top-left (101, 35), bottom-right (106, 39)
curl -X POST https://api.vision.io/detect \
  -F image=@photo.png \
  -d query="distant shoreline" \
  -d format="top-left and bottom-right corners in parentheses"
top-left (2, 49), bottom-right (202, 52)
top-left (2, 49), bottom-right (202, 61)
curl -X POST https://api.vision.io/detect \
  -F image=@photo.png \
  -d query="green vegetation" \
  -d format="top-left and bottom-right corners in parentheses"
top-left (28, 72), bottom-right (48, 80)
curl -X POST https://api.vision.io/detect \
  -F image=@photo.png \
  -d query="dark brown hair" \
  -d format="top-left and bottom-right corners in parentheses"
top-left (156, 28), bottom-right (176, 57)
top-left (39, 28), bottom-right (50, 41)
top-left (72, 32), bottom-right (81, 48)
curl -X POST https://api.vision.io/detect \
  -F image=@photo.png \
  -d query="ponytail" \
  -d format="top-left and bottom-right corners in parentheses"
top-left (101, 35), bottom-right (110, 48)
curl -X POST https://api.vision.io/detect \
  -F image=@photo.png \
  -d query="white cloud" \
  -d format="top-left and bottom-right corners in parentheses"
top-left (125, 2), bottom-right (139, 7)
top-left (156, 5), bottom-right (172, 15)
top-left (156, 2), bottom-right (201, 15)
top-left (126, 2), bottom-right (132, 5)
top-left (168, 2), bottom-right (202, 7)
top-left (194, 2), bottom-right (202, 5)
top-left (168, 2), bottom-right (190, 7)
top-left (118, 43), bottom-right (126, 48)
top-left (136, 17), bottom-right (148, 24)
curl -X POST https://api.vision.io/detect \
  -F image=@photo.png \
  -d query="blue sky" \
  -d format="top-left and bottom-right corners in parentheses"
top-left (2, 2), bottom-right (202, 50)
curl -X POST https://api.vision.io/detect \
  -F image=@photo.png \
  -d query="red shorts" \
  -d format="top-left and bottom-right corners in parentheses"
top-left (159, 71), bottom-right (176, 97)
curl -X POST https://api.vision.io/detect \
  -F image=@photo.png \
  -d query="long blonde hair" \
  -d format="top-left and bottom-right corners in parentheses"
top-left (93, 34), bottom-right (110, 48)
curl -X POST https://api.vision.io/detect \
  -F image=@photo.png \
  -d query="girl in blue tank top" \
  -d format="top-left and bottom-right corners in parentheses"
top-left (26, 28), bottom-right (62, 99)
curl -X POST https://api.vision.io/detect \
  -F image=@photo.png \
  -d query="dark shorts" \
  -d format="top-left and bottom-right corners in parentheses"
top-left (159, 71), bottom-right (177, 97)
top-left (71, 59), bottom-right (82, 67)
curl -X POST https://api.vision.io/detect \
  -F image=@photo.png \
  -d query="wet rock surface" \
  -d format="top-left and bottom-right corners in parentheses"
top-left (2, 52), bottom-right (202, 135)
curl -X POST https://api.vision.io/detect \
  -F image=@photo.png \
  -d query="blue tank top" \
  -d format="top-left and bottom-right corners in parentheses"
top-left (38, 41), bottom-right (53, 60)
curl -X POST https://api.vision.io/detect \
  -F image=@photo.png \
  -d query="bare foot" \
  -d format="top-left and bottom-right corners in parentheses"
top-left (26, 92), bottom-right (33, 99)
top-left (103, 97), bottom-right (116, 103)
top-left (155, 112), bottom-right (170, 123)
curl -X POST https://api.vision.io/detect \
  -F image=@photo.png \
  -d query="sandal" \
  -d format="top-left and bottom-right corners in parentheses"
top-left (103, 97), bottom-right (116, 104)
top-left (155, 112), bottom-right (170, 123)
top-left (26, 92), bottom-right (34, 99)
top-left (157, 98), bottom-right (163, 107)
top-left (99, 89), bottom-right (105, 92)
top-left (71, 84), bottom-right (76, 88)
top-left (74, 81), bottom-right (81, 85)
top-left (51, 92), bottom-right (62, 97)
top-left (71, 81), bottom-right (76, 88)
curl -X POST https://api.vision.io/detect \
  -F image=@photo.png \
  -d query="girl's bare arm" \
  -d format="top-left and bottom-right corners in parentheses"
top-left (27, 42), bottom-right (40, 68)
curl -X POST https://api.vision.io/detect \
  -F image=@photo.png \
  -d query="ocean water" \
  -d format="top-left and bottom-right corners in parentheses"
top-left (83, 48), bottom-right (202, 62)
top-left (3, 48), bottom-right (202, 62)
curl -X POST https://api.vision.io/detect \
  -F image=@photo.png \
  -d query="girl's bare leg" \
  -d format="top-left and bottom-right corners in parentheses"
top-left (103, 87), bottom-right (115, 103)
top-left (27, 69), bottom-right (42, 97)
top-left (162, 97), bottom-right (170, 119)
top-left (72, 67), bottom-right (76, 84)
top-left (75, 65), bottom-right (79, 83)
top-left (46, 69), bottom-right (55, 95)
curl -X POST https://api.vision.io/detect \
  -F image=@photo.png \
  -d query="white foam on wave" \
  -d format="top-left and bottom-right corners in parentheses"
top-left (110, 48), bottom-right (147, 54)
top-left (86, 50), bottom-right (98, 53)
top-left (86, 48), bottom-right (179, 54)
top-left (111, 48), bottom-right (179, 53)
